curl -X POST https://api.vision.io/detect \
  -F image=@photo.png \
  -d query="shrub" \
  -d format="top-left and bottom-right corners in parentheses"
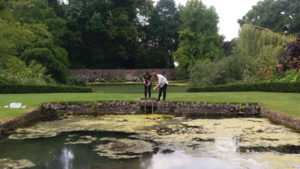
top-left (189, 55), bottom-right (245, 86)
top-left (66, 76), bottom-right (86, 86)
top-left (237, 24), bottom-right (295, 81)
top-left (0, 57), bottom-right (54, 85)
top-left (0, 85), bottom-right (92, 94)
top-left (187, 82), bottom-right (300, 93)
top-left (274, 70), bottom-right (300, 82)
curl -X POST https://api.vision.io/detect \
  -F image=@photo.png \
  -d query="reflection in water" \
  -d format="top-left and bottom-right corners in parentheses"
top-left (145, 151), bottom-right (234, 169)
top-left (0, 116), bottom-right (300, 169)
top-left (60, 147), bottom-right (74, 169)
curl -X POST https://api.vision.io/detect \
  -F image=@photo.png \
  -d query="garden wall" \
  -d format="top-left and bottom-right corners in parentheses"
top-left (261, 108), bottom-right (300, 131)
top-left (69, 69), bottom-right (175, 81)
top-left (41, 101), bottom-right (260, 116)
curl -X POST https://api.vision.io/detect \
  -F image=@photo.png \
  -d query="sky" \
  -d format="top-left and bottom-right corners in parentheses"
top-left (61, 0), bottom-right (261, 41)
top-left (170, 0), bottom-right (262, 41)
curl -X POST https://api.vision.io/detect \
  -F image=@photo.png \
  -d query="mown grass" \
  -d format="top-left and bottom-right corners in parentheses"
top-left (0, 84), bottom-right (300, 120)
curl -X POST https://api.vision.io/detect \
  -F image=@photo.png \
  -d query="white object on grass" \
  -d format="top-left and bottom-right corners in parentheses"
top-left (9, 103), bottom-right (23, 109)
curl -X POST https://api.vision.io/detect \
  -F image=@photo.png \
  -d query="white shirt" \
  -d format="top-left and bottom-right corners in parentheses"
top-left (157, 74), bottom-right (168, 88)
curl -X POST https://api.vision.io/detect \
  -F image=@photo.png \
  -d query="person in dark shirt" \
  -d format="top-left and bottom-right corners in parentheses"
top-left (142, 72), bottom-right (152, 99)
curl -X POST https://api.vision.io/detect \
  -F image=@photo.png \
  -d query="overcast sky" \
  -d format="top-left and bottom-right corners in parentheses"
top-left (61, 0), bottom-right (261, 41)
top-left (170, 0), bottom-right (262, 41)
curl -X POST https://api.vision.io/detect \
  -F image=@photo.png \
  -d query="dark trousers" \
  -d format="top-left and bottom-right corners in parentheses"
top-left (158, 84), bottom-right (168, 101)
top-left (144, 84), bottom-right (152, 98)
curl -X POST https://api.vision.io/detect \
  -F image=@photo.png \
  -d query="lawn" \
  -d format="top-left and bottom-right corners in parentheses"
top-left (0, 84), bottom-right (300, 121)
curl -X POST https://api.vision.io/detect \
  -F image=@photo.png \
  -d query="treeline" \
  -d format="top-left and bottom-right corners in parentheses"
top-left (190, 0), bottom-right (300, 86)
top-left (0, 0), bottom-right (224, 84)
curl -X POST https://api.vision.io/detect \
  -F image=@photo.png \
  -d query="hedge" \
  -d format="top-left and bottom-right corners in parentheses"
top-left (0, 85), bottom-right (93, 94)
top-left (187, 82), bottom-right (300, 93)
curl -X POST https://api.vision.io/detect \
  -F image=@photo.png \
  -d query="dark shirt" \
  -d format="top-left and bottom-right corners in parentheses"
top-left (143, 74), bottom-right (152, 84)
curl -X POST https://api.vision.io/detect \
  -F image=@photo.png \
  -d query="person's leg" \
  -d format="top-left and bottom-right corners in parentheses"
top-left (148, 84), bottom-right (152, 98)
top-left (144, 85), bottom-right (147, 98)
top-left (157, 86), bottom-right (162, 101)
top-left (163, 84), bottom-right (168, 101)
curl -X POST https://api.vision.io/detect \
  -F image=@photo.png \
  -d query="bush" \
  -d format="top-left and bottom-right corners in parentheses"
top-left (0, 85), bottom-right (92, 94)
top-left (0, 57), bottom-right (54, 85)
top-left (237, 24), bottom-right (295, 81)
top-left (189, 56), bottom-right (245, 86)
top-left (66, 76), bottom-right (86, 86)
top-left (187, 82), bottom-right (300, 93)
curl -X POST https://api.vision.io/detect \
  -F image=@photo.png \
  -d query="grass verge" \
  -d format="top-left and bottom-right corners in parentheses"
top-left (0, 91), bottom-right (300, 120)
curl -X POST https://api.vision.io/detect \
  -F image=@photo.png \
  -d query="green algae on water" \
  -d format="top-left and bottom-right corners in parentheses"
top-left (6, 114), bottom-right (300, 168)
top-left (94, 138), bottom-right (154, 159)
top-left (0, 158), bottom-right (35, 169)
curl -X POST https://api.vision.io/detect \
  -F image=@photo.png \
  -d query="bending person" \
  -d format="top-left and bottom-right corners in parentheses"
top-left (143, 72), bottom-right (152, 99)
top-left (152, 72), bottom-right (168, 101)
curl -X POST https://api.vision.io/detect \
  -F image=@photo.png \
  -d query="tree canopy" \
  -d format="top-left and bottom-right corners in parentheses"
top-left (174, 0), bottom-right (223, 77)
top-left (0, 0), bottom-right (228, 83)
top-left (238, 0), bottom-right (300, 34)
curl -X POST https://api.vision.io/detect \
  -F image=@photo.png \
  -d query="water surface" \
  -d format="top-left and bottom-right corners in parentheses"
top-left (1, 115), bottom-right (300, 169)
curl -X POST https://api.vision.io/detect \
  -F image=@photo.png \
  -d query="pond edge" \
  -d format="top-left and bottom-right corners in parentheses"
top-left (0, 101), bottom-right (299, 137)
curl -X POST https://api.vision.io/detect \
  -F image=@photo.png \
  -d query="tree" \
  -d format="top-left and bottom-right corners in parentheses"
top-left (237, 24), bottom-right (295, 81)
top-left (1, 0), bottom-right (69, 83)
top-left (189, 24), bottom-right (296, 86)
top-left (278, 34), bottom-right (300, 74)
top-left (174, 0), bottom-right (223, 77)
top-left (63, 0), bottom-right (154, 69)
top-left (144, 0), bottom-right (180, 68)
top-left (0, 17), bottom-right (52, 84)
top-left (238, 0), bottom-right (300, 34)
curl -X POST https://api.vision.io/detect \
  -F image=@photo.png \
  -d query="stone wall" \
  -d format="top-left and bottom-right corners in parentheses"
top-left (0, 108), bottom-right (41, 137)
top-left (261, 108), bottom-right (300, 131)
top-left (41, 101), bottom-right (260, 117)
top-left (69, 69), bottom-right (175, 81)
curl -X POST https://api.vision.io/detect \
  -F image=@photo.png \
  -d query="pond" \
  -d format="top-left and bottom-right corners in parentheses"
top-left (0, 115), bottom-right (300, 169)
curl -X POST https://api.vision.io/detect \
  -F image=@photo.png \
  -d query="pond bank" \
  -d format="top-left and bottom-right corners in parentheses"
top-left (0, 101), bottom-right (299, 137)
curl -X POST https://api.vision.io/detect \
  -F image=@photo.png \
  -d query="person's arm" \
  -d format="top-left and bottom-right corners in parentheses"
top-left (147, 78), bottom-right (152, 86)
top-left (143, 77), bottom-right (146, 84)
top-left (153, 83), bottom-right (160, 90)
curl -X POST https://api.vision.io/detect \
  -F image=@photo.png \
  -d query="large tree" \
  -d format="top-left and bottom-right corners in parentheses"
top-left (63, 0), bottom-right (153, 69)
top-left (0, 0), bottom-right (54, 84)
top-left (143, 0), bottom-right (180, 68)
top-left (0, 0), bottom-right (69, 83)
top-left (174, 0), bottom-right (223, 77)
top-left (238, 0), bottom-right (300, 34)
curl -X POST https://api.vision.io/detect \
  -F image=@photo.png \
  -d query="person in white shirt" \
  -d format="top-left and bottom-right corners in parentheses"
top-left (152, 72), bottom-right (168, 101)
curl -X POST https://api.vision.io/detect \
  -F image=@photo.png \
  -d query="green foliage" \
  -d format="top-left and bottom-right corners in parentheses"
top-left (66, 76), bottom-right (86, 86)
top-left (174, 0), bottom-right (223, 77)
top-left (0, 0), bottom-right (69, 83)
top-left (12, 0), bottom-right (69, 82)
top-left (238, 0), bottom-right (300, 34)
top-left (63, 0), bottom-right (153, 69)
top-left (0, 84), bottom-right (92, 94)
top-left (0, 55), bottom-right (53, 85)
top-left (189, 55), bottom-right (244, 86)
top-left (274, 70), bottom-right (300, 82)
top-left (143, 0), bottom-right (179, 68)
top-left (237, 24), bottom-right (295, 81)
top-left (189, 25), bottom-right (295, 86)
top-left (187, 82), bottom-right (300, 93)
